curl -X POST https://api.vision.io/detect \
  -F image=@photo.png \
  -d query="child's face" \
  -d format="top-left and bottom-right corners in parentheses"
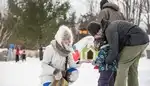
top-left (61, 39), bottom-right (72, 51)
top-left (62, 39), bottom-right (71, 46)
top-left (93, 30), bottom-right (104, 50)
top-left (94, 29), bottom-right (102, 39)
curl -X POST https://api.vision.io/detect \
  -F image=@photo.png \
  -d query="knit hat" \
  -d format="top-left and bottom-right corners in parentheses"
top-left (87, 21), bottom-right (101, 36)
top-left (100, 0), bottom-right (108, 10)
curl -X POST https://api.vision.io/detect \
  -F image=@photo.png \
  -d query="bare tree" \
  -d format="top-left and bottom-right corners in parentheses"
top-left (75, 0), bottom-right (100, 41)
top-left (0, 12), bottom-right (17, 47)
top-left (117, 0), bottom-right (144, 25)
top-left (0, 23), bottom-right (12, 47)
top-left (78, 0), bottom-right (100, 29)
top-left (142, 0), bottom-right (150, 33)
top-left (87, 0), bottom-right (100, 15)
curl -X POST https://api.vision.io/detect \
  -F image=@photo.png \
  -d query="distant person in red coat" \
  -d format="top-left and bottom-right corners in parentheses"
top-left (15, 46), bottom-right (20, 62)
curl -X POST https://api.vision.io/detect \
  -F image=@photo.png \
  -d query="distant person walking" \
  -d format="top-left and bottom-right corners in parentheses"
top-left (39, 45), bottom-right (43, 61)
top-left (7, 44), bottom-right (15, 61)
top-left (15, 46), bottom-right (20, 62)
top-left (21, 50), bottom-right (26, 62)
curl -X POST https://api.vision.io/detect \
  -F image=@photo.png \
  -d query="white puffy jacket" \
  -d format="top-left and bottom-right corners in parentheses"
top-left (40, 44), bottom-right (76, 85)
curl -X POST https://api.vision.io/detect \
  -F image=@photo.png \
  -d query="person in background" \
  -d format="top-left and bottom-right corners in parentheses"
top-left (21, 50), bottom-right (26, 62)
top-left (7, 44), bottom-right (15, 61)
top-left (39, 45), bottom-right (43, 61)
top-left (15, 45), bottom-right (20, 62)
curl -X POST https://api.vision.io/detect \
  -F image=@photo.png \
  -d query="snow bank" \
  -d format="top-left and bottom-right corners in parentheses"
top-left (0, 48), bottom-right (39, 58)
top-left (138, 57), bottom-right (150, 86)
top-left (70, 63), bottom-right (99, 86)
top-left (0, 48), bottom-right (7, 52)
top-left (0, 57), bottom-right (150, 86)
top-left (0, 58), bottom-right (41, 86)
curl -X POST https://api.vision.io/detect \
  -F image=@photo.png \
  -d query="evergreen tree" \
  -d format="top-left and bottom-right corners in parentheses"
top-left (8, 0), bottom-right (70, 48)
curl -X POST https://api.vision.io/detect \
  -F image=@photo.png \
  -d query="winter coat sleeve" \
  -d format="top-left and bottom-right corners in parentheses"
top-left (105, 25), bottom-right (119, 64)
top-left (41, 45), bottom-right (55, 76)
top-left (68, 53), bottom-right (77, 68)
top-left (96, 9), bottom-right (109, 23)
top-left (121, 13), bottom-right (126, 20)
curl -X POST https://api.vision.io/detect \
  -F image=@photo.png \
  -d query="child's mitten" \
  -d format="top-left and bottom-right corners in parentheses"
top-left (43, 82), bottom-right (51, 86)
top-left (53, 69), bottom-right (62, 80)
top-left (66, 67), bottom-right (79, 83)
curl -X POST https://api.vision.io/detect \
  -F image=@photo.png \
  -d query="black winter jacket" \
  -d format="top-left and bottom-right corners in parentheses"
top-left (105, 20), bottom-right (149, 64)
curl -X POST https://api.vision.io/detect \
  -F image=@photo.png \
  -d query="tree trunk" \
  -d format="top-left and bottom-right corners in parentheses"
top-left (147, 24), bottom-right (150, 34)
top-left (137, 2), bottom-right (142, 26)
top-left (147, 0), bottom-right (150, 25)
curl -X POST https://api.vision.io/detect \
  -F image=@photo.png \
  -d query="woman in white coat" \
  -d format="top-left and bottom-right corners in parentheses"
top-left (40, 25), bottom-right (79, 86)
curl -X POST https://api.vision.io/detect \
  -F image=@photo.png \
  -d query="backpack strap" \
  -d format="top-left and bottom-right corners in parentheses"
top-left (63, 56), bottom-right (69, 81)
top-left (65, 56), bottom-right (68, 71)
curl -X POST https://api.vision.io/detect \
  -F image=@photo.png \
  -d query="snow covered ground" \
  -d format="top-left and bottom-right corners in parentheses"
top-left (0, 57), bottom-right (150, 86)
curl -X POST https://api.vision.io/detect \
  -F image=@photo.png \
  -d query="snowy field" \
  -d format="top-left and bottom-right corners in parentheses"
top-left (0, 57), bottom-right (150, 86)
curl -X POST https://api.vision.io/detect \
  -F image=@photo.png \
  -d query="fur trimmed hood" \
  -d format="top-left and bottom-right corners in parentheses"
top-left (102, 3), bottom-right (119, 11)
top-left (54, 25), bottom-right (73, 46)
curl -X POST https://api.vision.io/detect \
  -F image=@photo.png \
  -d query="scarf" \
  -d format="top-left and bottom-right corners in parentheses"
top-left (51, 40), bottom-right (71, 57)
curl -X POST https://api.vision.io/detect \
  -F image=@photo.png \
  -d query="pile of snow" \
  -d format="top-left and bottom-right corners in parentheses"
top-left (0, 48), bottom-right (7, 52)
top-left (0, 58), bottom-right (41, 86)
top-left (71, 63), bottom-right (99, 86)
top-left (0, 57), bottom-right (150, 86)
top-left (138, 58), bottom-right (150, 86)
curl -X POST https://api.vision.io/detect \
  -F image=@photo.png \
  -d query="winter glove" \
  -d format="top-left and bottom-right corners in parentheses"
top-left (94, 39), bottom-right (101, 51)
top-left (53, 69), bottom-right (61, 75)
top-left (54, 72), bottom-right (62, 80)
top-left (53, 69), bottom-right (62, 80)
top-left (69, 70), bottom-right (79, 82)
top-left (66, 68), bottom-right (79, 83)
top-left (92, 60), bottom-right (96, 65)
top-left (43, 82), bottom-right (51, 86)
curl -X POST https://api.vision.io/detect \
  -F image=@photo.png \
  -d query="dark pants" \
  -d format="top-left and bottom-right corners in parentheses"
top-left (39, 51), bottom-right (43, 61)
top-left (22, 54), bottom-right (26, 61)
top-left (15, 55), bottom-right (19, 62)
top-left (98, 71), bottom-right (116, 86)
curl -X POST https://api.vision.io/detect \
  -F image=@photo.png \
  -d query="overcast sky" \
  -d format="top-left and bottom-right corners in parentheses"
top-left (70, 0), bottom-right (88, 17)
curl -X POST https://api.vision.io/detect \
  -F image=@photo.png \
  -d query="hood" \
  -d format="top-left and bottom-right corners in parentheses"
top-left (102, 3), bottom-right (119, 11)
top-left (87, 21), bottom-right (101, 36)
top-left (54, 25), bottom-right (73, 46)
